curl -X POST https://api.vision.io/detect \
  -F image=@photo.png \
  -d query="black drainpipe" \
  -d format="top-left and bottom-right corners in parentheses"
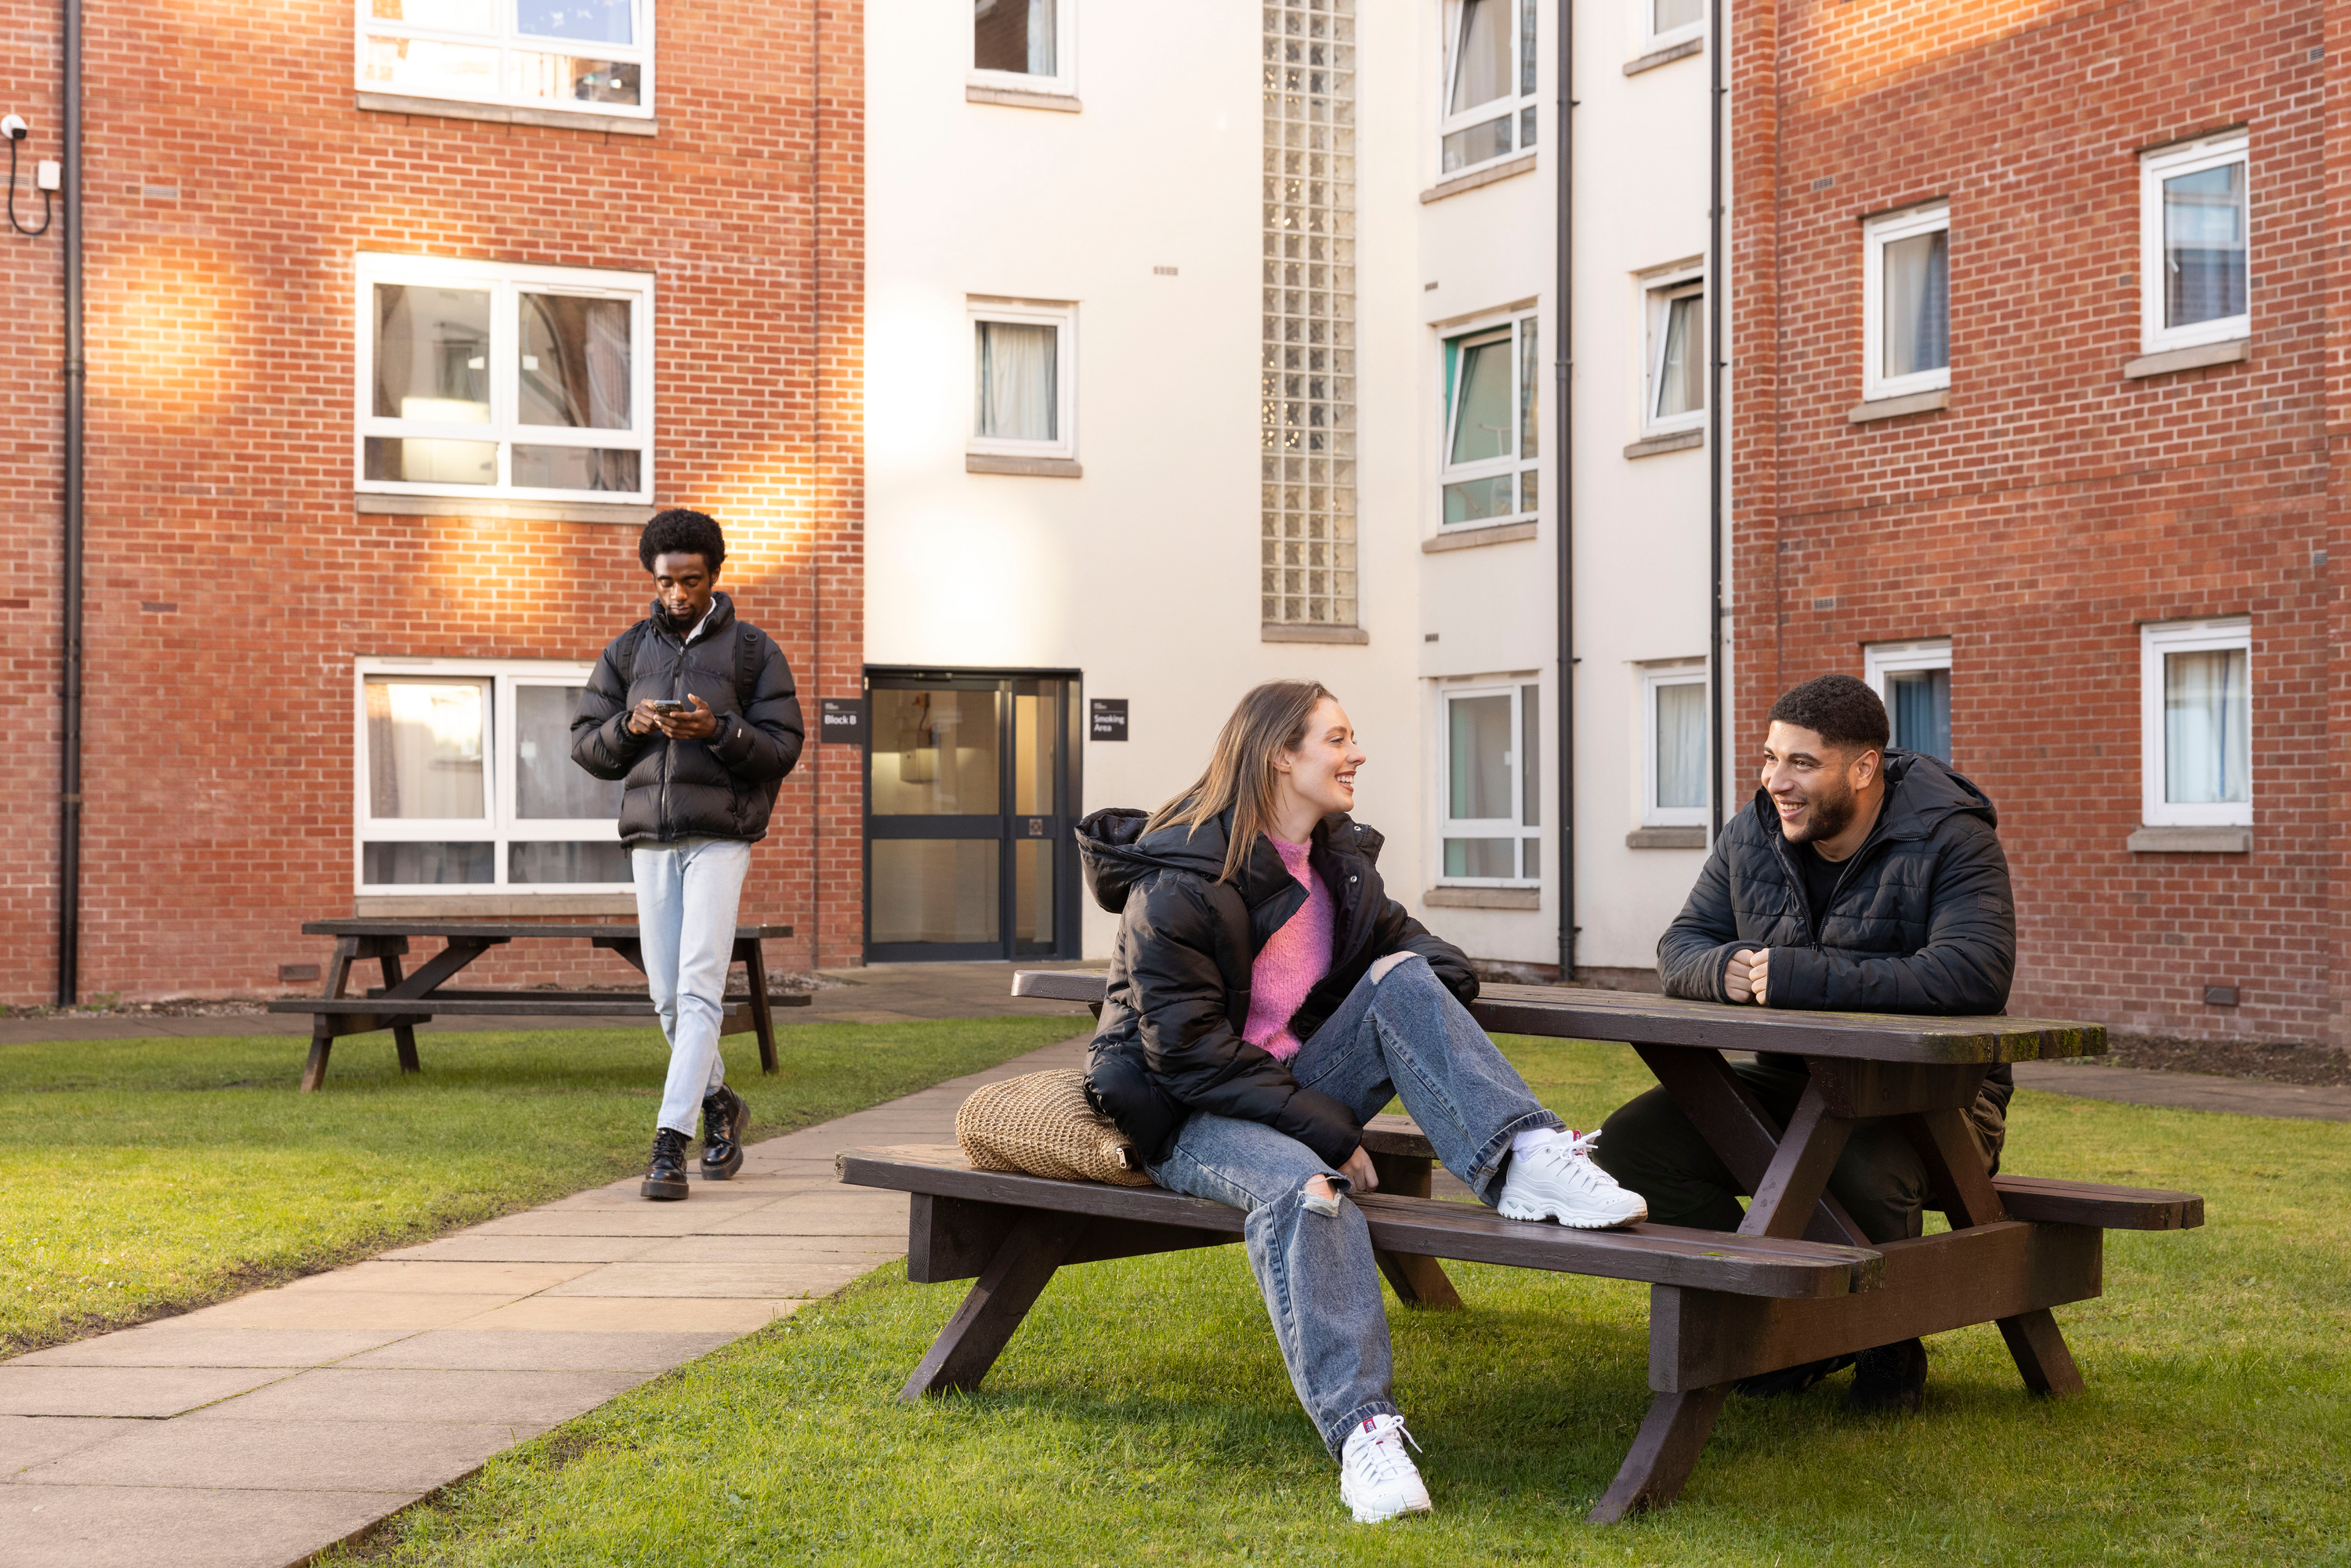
top-left (57, 0), bottom-right (85, 1005)
top-left (1554, 0), bottom-right (1578, 985)
top-left (1705, 0), bottom-right (1726, 841)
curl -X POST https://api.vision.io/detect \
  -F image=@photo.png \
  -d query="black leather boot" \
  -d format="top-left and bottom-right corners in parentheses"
top-left (642, 1127), bottom-right (690, 1200)
top-left (701, 1085), bottom-right (748, 1181)
top-left (1734, 1353), bottom-right (1857, 1399)
top-left (1847, 1338), bottom-right (1929, 1413)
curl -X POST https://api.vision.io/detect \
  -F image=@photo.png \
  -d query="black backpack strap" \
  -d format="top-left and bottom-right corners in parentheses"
top-left (615, 621), bottom-right (647, 696)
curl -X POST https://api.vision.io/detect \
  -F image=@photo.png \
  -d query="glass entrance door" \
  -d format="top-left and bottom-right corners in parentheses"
top-left (864, 672), bottom-right (1079, 961)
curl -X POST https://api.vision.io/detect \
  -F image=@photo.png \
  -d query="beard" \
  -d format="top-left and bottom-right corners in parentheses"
top-left (1785, 776), bottom-right (1857, 844)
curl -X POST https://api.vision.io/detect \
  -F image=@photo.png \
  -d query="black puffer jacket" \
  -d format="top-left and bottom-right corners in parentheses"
top-left (1078, 806), bottom-right (1478, 1169)
top-left (570, 593), bottom-right (804, 846)
top-left (1658, 749), bottom-right (2016, 1014)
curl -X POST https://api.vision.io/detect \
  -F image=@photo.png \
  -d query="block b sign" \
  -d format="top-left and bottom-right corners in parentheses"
top-left (819, 697), bottom-right (866, 745)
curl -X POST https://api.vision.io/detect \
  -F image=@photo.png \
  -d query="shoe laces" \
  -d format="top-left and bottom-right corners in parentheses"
top-left (1531, 1130), bottom-right (1610, 1189)
top-left (653, 1127), bottom-right (687, 1157)
top-left (1348, 1416), bottom-right (1422, 1483)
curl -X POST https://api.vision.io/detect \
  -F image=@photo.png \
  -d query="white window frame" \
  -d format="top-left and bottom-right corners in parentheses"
top-left (1436, 681), bottom-right (1541, 888)
top-left (1641, 266), bottom-right (1706, 436)
top-left (354, 0), bottom-right (655, 123)
top-left (968, 299), bottom-right (1078, 462)
top-left (1864, 638), bottom-right (1952, 757)
top-left (1861, 203), bottom-right (1951, 402)
top-left (1438, 0), bottom-right (1539, 179)
top-left (1639, 0), bottom-right (1705, 55)
top-left (354, 252), bottom-right (655, 505)
top-left (2140, 617), bottom-right (2252, 828)
top-left (1439, 308), bottom-right (1539, 532)
top-left (969, 0), bottom-right (1078, 99)
top-left (1639, 664), bottom-right (1709, 828)
top-left (354, 657), bottom-right (629, 897)
top-left (2139, 132), bottom-right (2250, 355)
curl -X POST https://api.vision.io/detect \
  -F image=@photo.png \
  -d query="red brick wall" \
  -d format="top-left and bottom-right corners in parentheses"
top-left (0, 0), bottom-right (864, 1004)
top-left (1733, 0), bottom-right (2346, 1045)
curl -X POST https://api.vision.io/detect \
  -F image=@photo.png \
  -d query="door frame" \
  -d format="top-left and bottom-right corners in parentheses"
top-left (860, 665), bottom-right (1084, 963)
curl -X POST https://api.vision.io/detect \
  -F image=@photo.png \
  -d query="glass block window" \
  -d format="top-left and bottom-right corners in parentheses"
top-left (1261, 0), bottom-right (1358, 629)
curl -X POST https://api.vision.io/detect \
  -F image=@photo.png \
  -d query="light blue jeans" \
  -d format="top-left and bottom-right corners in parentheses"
top-left (1146, 955), bottom-right (1563, 1457)
top-left (632, 837), bottom-right (752, 1136)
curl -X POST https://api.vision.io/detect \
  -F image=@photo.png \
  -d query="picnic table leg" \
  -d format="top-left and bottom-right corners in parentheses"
top-left (1735, 1081), bottom-right (1855, 1241)
top-left (378, 951), bottom-right (422, 1076)
top-left (902, 1209), bottom-right (1087, 1400)
top-left (299, 937), bottom-right (361, 1093)
top-left (1901, 1107), bottom-right (2087, 1398)
top-left (1587, 1386), bottom-right (1732, 1523)
top-left (1633, 1045), bottom-right (1867, 1247)
top-left (736, 936), bottom-right (779, 1074)
top-left (1364, 1150), bottom-right (1463, 1310)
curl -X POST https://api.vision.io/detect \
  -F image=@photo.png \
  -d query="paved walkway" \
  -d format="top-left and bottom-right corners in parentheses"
top-left (0, 1028), bottom-right (1092, 1568)
top-left (2012, 1058), bottom-right (2351, 1121)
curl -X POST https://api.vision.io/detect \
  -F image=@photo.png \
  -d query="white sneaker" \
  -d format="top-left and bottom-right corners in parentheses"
top-left (1339, 1414), bottom-right (1433, 1524)
top-left (1497, 1130), bottom-right (1648, 1229)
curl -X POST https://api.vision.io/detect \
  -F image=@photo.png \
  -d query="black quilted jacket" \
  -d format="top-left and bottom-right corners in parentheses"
top-left (569, 593), bottom-right (804, 846)
top-left (1077, 806), bottom-right (1478, 1169)
top-left (1657, 749), bottom-right (2017, 1015)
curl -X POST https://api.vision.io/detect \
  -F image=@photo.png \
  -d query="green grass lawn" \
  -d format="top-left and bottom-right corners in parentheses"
top-left (339, 1037), bottom-right (2351, 1566)
top-left (0, 1018), bottom-right (1084, 1357)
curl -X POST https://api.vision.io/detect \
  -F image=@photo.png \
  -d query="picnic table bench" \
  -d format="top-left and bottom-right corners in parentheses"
top-left (839, 972), bottom-right (2203, 1523)
top-left (270, 920), bottom-right (803, 1092)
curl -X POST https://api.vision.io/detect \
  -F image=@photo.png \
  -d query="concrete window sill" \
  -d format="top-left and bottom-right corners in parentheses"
top-left (1626, 827), bottom-right (1708, 849)
top-left (2123, 339), bottom-right (2248, 379)
top-left (966, 84), bottom-right (1082, 112)
top-left (353, 893), bottom-right (640, 917)
top-left (967, 454), bottom-right (1083, 477)
top-left (1262, 623), bottom-right (1368, 645)
top-left (1420, 153), bottom-right (1536, 205)
top-left (354, 92), bottom-right (657, 136)
top-left (1624, 38), bottom-right (1702, 75)
top-left (2126, 824), bottom-right (2251, 854)
top-left (1625, 429), bottom-right (1703, 459)
top-left (1849, 389), bottom-right (1948, 422)
top-left (1422, 520), bottom-right (1537, 552)
top-left (1424, 886), bottom-right (1541, 910)
top-left (357, 493), bottom-right (651, 525)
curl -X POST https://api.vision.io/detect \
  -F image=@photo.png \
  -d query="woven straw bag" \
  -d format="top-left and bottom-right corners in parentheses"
top-left (955, 1069), bottom-right (1154, 1186)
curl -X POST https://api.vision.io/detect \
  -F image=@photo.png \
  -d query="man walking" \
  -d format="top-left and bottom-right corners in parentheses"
top-left (1592, 672), bottom-right (2016, 1410)
top-left (573, 509), bottom-right (804, 1200)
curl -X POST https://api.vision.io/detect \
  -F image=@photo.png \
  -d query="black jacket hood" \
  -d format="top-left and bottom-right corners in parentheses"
top-left (1075, 806), bottom-right (1385, 917)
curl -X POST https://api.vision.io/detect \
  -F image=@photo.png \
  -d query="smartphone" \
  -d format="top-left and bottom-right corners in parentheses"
top-left (647, 699), bottom-right (687, 715)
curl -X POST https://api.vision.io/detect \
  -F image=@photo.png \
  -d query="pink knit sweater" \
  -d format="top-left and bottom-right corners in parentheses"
top-left (1241, 835), bottom-right (1334, 1063)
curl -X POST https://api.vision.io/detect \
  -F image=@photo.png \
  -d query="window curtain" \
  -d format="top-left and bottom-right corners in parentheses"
top-left (1657, 292), bottom-right (1704, 418)
top-left (2164, 648), bottom-right (2248, 804)
top-left (2164, 163), bottom-right (2247, 328)
top-left (1889, 668), bottom-right (1951, 763)
top-left (976, 321), bottom-right (1057, 440)
top-left (1884, 230), bottom-right (1948, 378)
top-left (520, 294), bottom-right (631, 429)
top-left (365, 680), bottom-right (486, 820)
top-left (1449, 0), bottom-right (1512, 114)
top-left (1448, 695), bottom-right (1513, 819)
top-left (514, 686), bottom-right (622, 819)
top-left (1656, 681), bottom-right (1707, 809)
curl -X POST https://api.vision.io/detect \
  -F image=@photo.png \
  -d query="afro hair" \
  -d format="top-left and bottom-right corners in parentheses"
top-left (638, 508), bottom-right (727, 574)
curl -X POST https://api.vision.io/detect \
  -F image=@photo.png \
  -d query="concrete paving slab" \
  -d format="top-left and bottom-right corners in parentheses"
top-left (20, 1415), bottom-right (550, 1494)
top-left (284, 1260), bottom-right (600, 1295)
top-left (454, 1296), bottom-right (803, 1333)
top-left (337, 1330), bottom-right (734, 1372)
top-left (184, 1367), bottom-right (652, 1428)
top-left (189, 1291), bottom-right (518, 1331)
top-left (0, 1483), bottom-right (426, 1568)
top-left (696, 1198), bottom-right (909, 1237)
top-left (628, 1235), bottom-right (904, 1266)
top-left (539, 1262), bottom-right (878, 1298)
top-left (0, 1366), bottom-right (291, 1418)
top-left (0, 1416), bottom-right (129, 1478)
top-left (465, 1208), bottom-right (737, 1237)
top-left (375, 1233), bottom-right (664, 1264)
top-left (2014, 1059), bottom-right (2351, 1121)
top-left (6, 1327), bottom-right (413, 1370)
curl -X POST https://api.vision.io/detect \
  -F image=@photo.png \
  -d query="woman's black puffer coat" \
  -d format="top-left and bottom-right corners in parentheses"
top-left (1078, 806), bottom-right (1478, 1170)
top-left (570, 593), bottom-right (804, 846)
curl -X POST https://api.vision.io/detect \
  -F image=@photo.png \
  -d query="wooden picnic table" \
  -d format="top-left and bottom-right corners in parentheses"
top-left (842, 972), bottom-right (2203, 1523)
top-left (269, 920), bottom-right (802, 1092)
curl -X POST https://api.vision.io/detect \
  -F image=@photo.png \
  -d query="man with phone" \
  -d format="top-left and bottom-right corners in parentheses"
top-left (572, 509), bottom-right (804, 1200)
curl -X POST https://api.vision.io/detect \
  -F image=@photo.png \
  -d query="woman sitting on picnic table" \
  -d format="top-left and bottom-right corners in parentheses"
top-left (1076, 679), bottom-right (1646, 1526)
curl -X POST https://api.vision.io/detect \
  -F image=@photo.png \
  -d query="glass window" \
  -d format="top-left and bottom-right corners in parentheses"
top-left (1863, 205), bottom-right (1951, 400)
top-left (1641, 668), bottom-right (1708, 827)
top-left (1440, 313), bottom-right (1539, 529)
top-left (2139, 618), bottom-right (2252, 827)
top-left (358, 0), bottom-right (652, 118)
top-left (974, 0), bottom-right (1055, 76)
top-left (1643, 274), bottom-right (1704, 433)
top-left (2140, 132), bottom-right (2249, 354)
top-left (358, 255), bottom-right (654, 502)
top-left (357, 662), bottom-right (628, 893)
top-left (1650, 0), bottom-right (1704, 40)
top-left (1866, 639), bottom-right (1953, 765)
top-left (1440, 0), bottom-right (1537, 176)
top-left (969, 303), bottom-right (1076, 459)
top-left (1440, 684), bottom-right (1541, 885)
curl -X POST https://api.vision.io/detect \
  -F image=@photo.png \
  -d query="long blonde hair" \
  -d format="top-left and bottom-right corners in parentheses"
top-left (1145, 680), bottom-right (1335, 884)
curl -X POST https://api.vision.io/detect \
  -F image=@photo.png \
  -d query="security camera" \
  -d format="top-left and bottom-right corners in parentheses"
top-left (1, 115), bottom-right (27, 142)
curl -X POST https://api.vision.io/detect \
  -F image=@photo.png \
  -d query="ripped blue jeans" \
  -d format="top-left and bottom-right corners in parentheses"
top-left (1145, 955), bottom-right (1562, 1457)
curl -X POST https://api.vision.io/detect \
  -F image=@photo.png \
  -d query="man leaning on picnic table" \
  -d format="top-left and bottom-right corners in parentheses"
top-left (571, 508), bottom-right (805, 1201)
top-left (1592, 671), bottom-right (2018, 1414)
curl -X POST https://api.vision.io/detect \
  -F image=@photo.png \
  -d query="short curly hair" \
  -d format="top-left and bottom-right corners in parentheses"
top-left (1766, 673), bottom-right (1889, 755)
top-left (638, 509), bottom-right (727, 574)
